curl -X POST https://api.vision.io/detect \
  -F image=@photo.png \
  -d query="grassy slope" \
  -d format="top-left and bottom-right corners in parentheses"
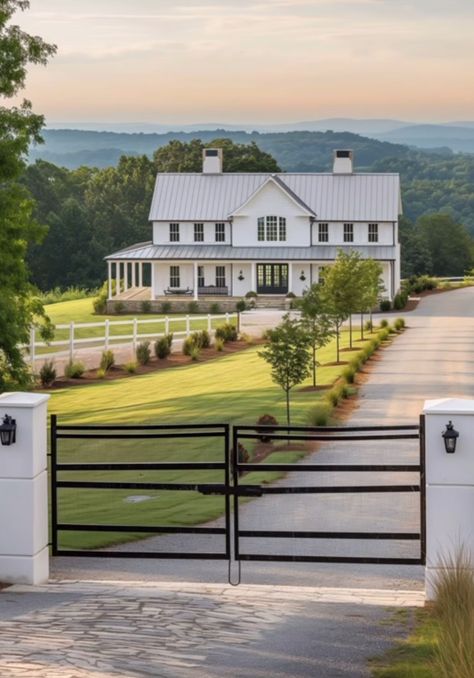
top-left (48, 328), bottom-right (376, 549)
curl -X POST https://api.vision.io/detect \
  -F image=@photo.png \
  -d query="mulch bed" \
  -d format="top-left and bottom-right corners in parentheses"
top-left (38, 339), bottom-right (264, 390)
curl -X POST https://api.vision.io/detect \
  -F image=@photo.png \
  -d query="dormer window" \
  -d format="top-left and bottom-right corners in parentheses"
top-left (257, 216), bottom-right (286, 242)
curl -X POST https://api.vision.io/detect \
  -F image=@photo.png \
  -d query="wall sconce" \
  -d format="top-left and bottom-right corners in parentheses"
top-left (0, 415), bottom-right (16, 446)
top-left (442, 420), bottom-right (459, 454)
top-left (238, 270), bottom-right (245, 281)
top-left (299, 270), bottom-right (306, 281)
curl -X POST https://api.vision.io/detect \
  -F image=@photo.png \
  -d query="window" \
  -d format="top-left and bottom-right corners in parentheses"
top-left (169, 223), bottom-right (180, 242)
top-left (215, 223), bottom-right (225, 242)
top-left (257, 216), bottom-right (287, 242)
top-left (318, 223), bottom-right (329, 243)
top-left (194, 223), bottom-right (204, 242)
top-left (343, 223), bottom-right (353, 243)
top-left (198, 266), bottom-right (204, 287)
top-left (216, 266), bottom-right (226, 288)
top-left (170, 266), bottom-right (180, 288)
top-left (368, 223), bottom-right (378, 243)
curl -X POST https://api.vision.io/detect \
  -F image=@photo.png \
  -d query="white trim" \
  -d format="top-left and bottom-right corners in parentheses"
top-left (228, 175), bottom-right (315, 218)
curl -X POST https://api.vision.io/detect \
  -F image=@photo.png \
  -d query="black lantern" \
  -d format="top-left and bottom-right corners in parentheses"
top-left (238, 270), bottom-right (245, 281)
top-left (299, 270), bottom-right (306, 281)
top-left (442, 420), bottom-right (459, 454)
top-left (0, 415), bottom-right (16, 446)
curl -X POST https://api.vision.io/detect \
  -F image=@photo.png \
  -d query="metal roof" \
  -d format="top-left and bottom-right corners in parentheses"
top-left (148, 172), bottom-right (401, 222)
top-left (106, 243), bottom-right (397, 261)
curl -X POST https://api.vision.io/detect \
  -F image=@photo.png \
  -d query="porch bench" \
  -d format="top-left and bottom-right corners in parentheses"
top-left (198, 286), bottom-right (229, 296)
top-left (163, 287), bottom-right (193, 296)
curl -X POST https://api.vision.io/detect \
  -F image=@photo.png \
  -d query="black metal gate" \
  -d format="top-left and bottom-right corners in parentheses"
top-left (50, 416), bottom-right (425, 568)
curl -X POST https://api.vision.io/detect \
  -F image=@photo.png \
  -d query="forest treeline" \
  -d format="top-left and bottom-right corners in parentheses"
top-left (23, 137), bottom-right (474, 291)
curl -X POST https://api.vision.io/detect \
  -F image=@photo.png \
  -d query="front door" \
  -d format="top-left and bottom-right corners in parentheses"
top-left (257, 264), bottom-right (289, 294)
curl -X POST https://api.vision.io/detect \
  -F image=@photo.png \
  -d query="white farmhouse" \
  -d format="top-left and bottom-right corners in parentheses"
top-left (106, 148), bottom-right (402, 311)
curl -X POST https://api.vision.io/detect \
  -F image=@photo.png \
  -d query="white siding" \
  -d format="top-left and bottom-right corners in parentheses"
top-left (153, 221), bottom-right (230, 246)
top-left (232, 181), bottom-right (311, 247)
top-left (312, 222), bottom-right (394, 246)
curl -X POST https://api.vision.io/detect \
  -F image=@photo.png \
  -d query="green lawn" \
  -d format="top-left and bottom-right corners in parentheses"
top-left (40, 298), bottom-right (236, 353)
top-left (47, 328), bottom-right (378, 550)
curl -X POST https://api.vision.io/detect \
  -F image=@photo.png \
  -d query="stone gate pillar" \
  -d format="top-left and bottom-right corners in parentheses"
top-left (424, 398), bottom-right (474, 600)
top-left (0, 392), bottom-right (50, 584)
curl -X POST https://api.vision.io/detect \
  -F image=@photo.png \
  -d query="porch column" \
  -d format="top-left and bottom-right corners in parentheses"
top-left (288, 262), bottom-right (293, 293)
top-left (124, 261), bottom-right (129, 291)
top-left (131, 261), bottom-right (136, 288)
top-left (139, 262), bottom-right (144, 288)
top-left (107, 261), bottom-right (112, 300)
top-left (251, 262), bottom-right (256, 292)
top-left (193, 262), bottom-right (198, 301)
top-left (115, 262), bottom-right (121, 296)
top-left (150, 262), bottom-right (156, 300)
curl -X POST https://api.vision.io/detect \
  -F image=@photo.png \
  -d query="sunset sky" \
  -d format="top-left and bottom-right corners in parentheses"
top-left (12, 0), bottom-right (474, 124)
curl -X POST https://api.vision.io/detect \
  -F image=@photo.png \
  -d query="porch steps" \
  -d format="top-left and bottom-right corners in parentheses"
top-left (254, 295), bottom-right (288, 310)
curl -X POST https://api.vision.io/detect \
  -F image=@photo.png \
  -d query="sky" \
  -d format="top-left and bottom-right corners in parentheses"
top-left (10, 0), bottom-right (474, 125)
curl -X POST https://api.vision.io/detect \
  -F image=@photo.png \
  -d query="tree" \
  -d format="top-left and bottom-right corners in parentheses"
top-left (0, 1), bottom-right (56, 388)
top-left (321, 250), bottom-right (366, 361)
top-left (153, 138), bottom-right (281, 173)
top-left (417, 213), bottom-right (474, 276)
top-left (358, 259), bottom-right (383, 338)
top-left (298, 284), bottom-right (334, 387)
top-left (258, 317), bottom-right (311, 426)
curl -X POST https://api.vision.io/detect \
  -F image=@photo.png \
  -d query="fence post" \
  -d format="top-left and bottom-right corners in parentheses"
top-left (207, 314), bottom-right (212, 332)
top-left (0, 392), bottom-right (50, 584)
top-left (424, 398), bottom-right (474, 600)
top-left (105, 319), bottom-right (110, 351)
top-left (225, 312), bottom-right (230, 324)
top-left (133, 318), bottom-right (138, 354)
top-left (165, 316), bottom-right (170, 335)
top-left (30, 327), bottom-right (35, 368)
top-left (186, 315), bottom-right (190, 336)
top-left (69, 321), bottom-right (74, 362)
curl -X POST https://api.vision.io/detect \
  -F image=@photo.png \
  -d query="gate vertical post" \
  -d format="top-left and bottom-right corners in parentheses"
top-left (424, 398), bottom-right (474, 600)
top-left (0, 392), bottom-right (50, 584)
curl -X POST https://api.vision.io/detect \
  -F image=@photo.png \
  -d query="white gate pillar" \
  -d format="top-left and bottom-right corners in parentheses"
top-left (0, 392), bottom-right (50, 584)
top-left (424, 398), bottom-right (474, 600)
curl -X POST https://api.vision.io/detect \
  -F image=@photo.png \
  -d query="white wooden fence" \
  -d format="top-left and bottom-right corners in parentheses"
top-left (27, 313), bottom-right (237, 367)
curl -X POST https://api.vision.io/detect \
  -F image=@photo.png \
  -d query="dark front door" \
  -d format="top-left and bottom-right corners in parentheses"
top-left (257, 264), bottom-right (288, 294)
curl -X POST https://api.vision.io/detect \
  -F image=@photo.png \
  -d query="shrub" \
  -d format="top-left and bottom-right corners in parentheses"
top-left (215, 323), bottom-right (238, 342)
top-left (100, 349), bottom-right (115, 372)
top-left (379, 299), bottom-right (391, 312)
top-left (378, 328), bottom-right (390, 341)
top-left (155, 337), bottom-right (170, 359)
top-left (136, 341), bottom-right (151, 365)
top-left (245, 291), bottom-right (257, 299)
top-left (210, 302), bottom-right (221, 314)
top-left (240, 332), bottom-right (254, 346)
top-left (393, 292), bottom-right (407, 310)
top-left (189, 346), bottom-right (200, 361)
top-left (236, 299), bottom-right (247, 313)
top-left (182, 337), bottom-right (196, 356)
top-left (349, 355), bottom-right (362, 371)
top-left (97, 368), bottom-right (107, 379)
top-left (393, 317), bottom-right (405, 331)
top-left (64, 360), bottom-right (85, 379)
top-left (124, 361), bottom-right (137, 374)
top-left (37, 286), bottom-right (96, 305)
top-left (379, 319), bottom-right (389, 328)
top-left (199, 329), bottom-right (211, 349)
top-left (165, 333), bottom-right (174, 348)
top-left (286, 292), bottom-right (296, 299)
top-left (326, 387), bottom-right (341, 407)
top-left (93, 281), bottom-right (109, 314)
top-left (215, 338), bottom-right (224, 351)
top-left (307, 403), bottom-right (330, 427)
top-left (39, 360), bottom-right (56, 387)
top-left (161, 301), bottom-right (172, 313)
top-left (342, 365), bottom-right (356, 384)
top-left (140, 300), bottom-right (152, 313)
top-left (114, 301), bottom-right (125, 314)
top-left (187, 301), bottom-right (199, 314)
top-left (256, 414), bottom-right (278, 442)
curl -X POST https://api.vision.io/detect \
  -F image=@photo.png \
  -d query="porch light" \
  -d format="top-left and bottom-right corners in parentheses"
top-left (238, 270), bottom-right (245, 281)
top-left (299, 270), bottom-right (306, 281)
top-left (442, 420), bottom-right (459, 454)
top-left (0, 415), bottom-right (16, 446)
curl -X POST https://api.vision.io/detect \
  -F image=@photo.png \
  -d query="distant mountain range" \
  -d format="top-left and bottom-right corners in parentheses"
top-left (44, 118), bottom-right (474, 155)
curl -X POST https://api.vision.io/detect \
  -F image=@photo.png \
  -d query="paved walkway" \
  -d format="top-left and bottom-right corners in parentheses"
top-left (0, 581), bottom-right (423, 677)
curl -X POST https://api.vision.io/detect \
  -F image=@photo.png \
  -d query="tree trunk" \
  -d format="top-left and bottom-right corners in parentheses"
top-left (349, 315), bottom-right (353, 349)
top-left (360, 312), bottom-right (364, 340)
top-left (336, 326), bottom-right (340, 363)
top-left (286, 389), bottom-right (291, 427)
top-left (312, 344), bottom-right (316, 387)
